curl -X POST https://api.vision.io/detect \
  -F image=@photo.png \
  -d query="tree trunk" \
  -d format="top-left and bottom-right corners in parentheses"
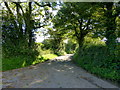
top-left (24, 2), bottom-right (33, 48)
top-left (78, 36), bottom-right (84, 48)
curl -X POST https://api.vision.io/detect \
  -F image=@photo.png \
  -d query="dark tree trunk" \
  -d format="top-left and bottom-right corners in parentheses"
top-left (16, 3), bottom-right (24, 41)
top-left (77, 36), bottom-right (84, 48)
top-left (24, 2), bottom-right (33, 48)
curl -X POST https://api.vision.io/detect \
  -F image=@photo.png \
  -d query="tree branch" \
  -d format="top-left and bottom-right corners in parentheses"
top-left (4, 2), bottom-right (18, 29)
top-left (29, 2), bottom-right (32, 15)
top-left (34, 2), bottom-right (51, 7)
top-left (34, 25), bottom-right (46, 29)
top-left (78, 18), bottom-right (83, 30)
top-left (13, 2), bottom-right (24, 15)
top-left (86, 18), bottom-right (91, 30)
top-left (4, 2), bottom-right (13, 15)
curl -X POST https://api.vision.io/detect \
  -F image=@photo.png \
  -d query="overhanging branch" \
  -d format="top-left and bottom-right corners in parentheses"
top-left (34, 2), bottom-right (51, 7)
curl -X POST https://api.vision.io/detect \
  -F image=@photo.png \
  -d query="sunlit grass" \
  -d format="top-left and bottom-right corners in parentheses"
top-left (2, 54), bottom-right (58, 71)
top-left (32, 54), bottom-right (57, 65)
top-left (42, 54), bottom-right (58, 59)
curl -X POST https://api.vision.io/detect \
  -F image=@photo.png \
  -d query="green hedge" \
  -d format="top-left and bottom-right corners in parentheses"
top-left (73, 37), bottom-right (120, 82)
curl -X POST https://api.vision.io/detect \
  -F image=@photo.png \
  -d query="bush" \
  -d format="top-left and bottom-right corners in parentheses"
top-left (2, 56), bottom-right (35, 71)
top-left (73, 37), bottom-right (120, 82)
top-left (2, 53), bottom-right (58, 71)
top-left (55, 50), bottom-right (67, 56)
top-left (2, 45), bottom-right (39, 71)
top-left (32, 54), bottom-right (58, 65)
top-left (65, 40), bottom-right (78, 54)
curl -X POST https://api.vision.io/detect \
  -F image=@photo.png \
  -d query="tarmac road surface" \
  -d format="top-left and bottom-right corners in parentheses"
top-left (2, 54), bottom-right (120, 89)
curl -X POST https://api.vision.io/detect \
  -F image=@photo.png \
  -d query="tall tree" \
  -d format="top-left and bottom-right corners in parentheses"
top-left (2, 2), bottom-right (53, 56)
top-left (53, 2), bottom-right (95, 48)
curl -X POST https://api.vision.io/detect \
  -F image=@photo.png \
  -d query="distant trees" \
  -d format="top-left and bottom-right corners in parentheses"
top-left (42, 29), bottom-right (66, 55)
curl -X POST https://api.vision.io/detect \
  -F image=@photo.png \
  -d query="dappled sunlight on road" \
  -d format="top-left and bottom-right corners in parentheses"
top-left (2, 54), bottom-right (119, 88)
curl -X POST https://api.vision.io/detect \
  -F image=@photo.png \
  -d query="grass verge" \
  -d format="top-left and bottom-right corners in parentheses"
top-left (2, 54), bottom-right (58, 71)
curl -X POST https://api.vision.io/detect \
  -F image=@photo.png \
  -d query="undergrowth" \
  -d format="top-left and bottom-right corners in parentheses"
top-left (2, 54), bottom-right (57, 71)
top-left (73, 37), bottom-right (120, 82)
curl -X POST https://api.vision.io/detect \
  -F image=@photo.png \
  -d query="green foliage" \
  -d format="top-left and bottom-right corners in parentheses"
top-left (41, 38), bottom-right (66, 56)
top-left (73, 37), bottom-right (120, 82)
top-left (2, 53), bottom-right (58, 71)
top-left (56, 50), bottom-right (67, 56)
top-left (2, 56), bottom-right (34, 71)
top-left (32, 54), bottom-right (58, 64)
top-left (42, 54), bottom-right (58, 60)
top-left (36, 42), bottom-right (54, 55)
top-left (53, 2), bottom-right (96, 47)
top-left (2, 42), bottom-right (57, 71)
top-left (65, 39), bottom-right (78, 54)
top-left (2, 2), bottom-right (55, 71)
top-left (2, 42), bottom-right (39, 64)
top-left (2, 2), bottom-right (120, 84)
